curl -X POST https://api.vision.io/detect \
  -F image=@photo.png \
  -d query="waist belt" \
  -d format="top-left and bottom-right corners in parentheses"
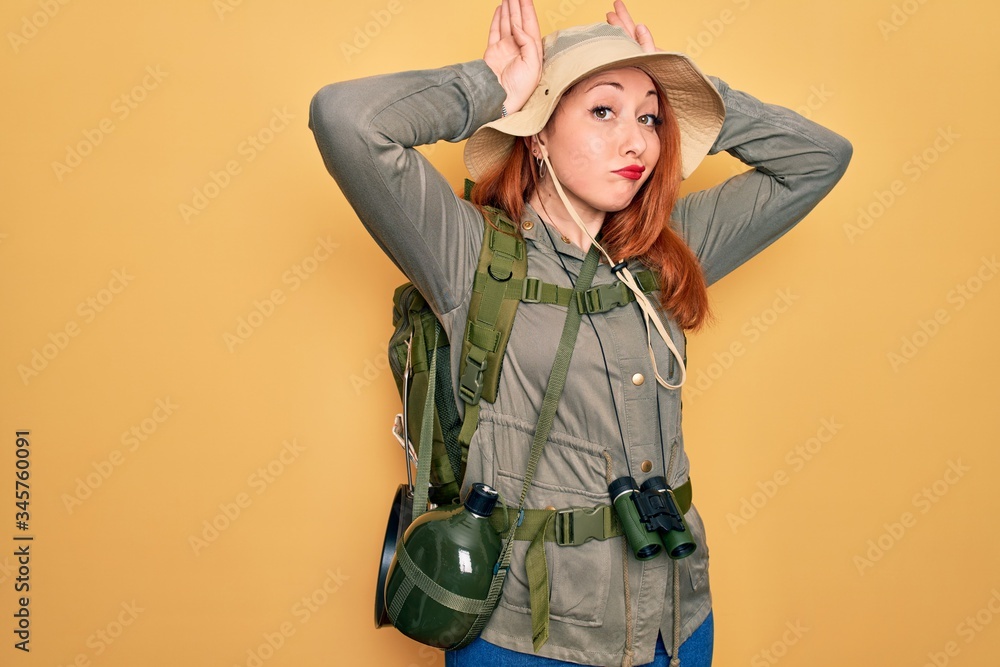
top-left (486, 478), bottom-right (692, 648)
top-left (488, 478), bottom-right (693, 546)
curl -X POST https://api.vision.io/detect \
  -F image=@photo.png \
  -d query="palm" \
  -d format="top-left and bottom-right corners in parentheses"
top-left (483, 0), bottom-right (542, 114)
top-left (486, 40), bottom-right (538, 104)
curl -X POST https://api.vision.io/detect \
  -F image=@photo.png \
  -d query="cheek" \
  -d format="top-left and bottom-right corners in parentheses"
top-left (559, 133), bottom-right (613, 176)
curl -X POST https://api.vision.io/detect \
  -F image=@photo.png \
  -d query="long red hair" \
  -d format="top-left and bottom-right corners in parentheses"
top-left (469, 80), bottom-right (711, 330)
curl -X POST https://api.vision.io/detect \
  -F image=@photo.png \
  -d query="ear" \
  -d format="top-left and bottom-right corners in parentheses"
top-left (523, 135), bottom-right (537, 155)
top-left (524, 134), bottom-right (547, 156)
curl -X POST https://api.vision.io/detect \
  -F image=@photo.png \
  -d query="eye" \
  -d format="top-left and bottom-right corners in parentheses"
top-left (638, 114), bottom-right (663, 127)
top-left (590, 105), bottom-right (613, 120)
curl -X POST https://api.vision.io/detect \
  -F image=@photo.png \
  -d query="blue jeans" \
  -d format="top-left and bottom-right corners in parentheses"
top-left (446, 612), bottom-right (714, 667)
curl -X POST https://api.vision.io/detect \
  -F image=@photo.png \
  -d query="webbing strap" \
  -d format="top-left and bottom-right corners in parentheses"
top-left (393, 538), bottom-right (491, 615)
top-left (488, 479), bottom-right (693, 544)
top-left (457, 403), bottom-right (479, 452)
top-left (473, 270), bottom-right (658, 314)
top-left (522, 245), bottom-right (599, 651)
top-left (459, 245), bottom-right (601, 651)
top-left (411, 323), bottom-right (440, 520)
top-left (526, 510), bottom-right (555, 645)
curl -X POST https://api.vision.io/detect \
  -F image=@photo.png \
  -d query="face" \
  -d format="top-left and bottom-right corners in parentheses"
top-left (532, 67), bottom-right (662, 217)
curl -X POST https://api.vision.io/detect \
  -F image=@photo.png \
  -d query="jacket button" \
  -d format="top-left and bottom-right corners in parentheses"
top-left (521, 220), bottom-right (535, 231)
top-left (560, 234), bottom-right (571, 244)
top-left (632, 373), bottom-right (645, 386)
top-left (545, 506), bottom-right (556, 512)
top-left (640, 460), bottom-right (653, 473)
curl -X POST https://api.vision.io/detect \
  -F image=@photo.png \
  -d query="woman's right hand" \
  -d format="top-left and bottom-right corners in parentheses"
top-left (483, 0), bottom-right (543, 116)
top-left (606, 0), bottom-right (658, 52)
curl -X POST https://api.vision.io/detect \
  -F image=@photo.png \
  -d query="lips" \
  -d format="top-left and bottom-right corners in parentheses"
top-left (613, 165), bottom-right (645, 181)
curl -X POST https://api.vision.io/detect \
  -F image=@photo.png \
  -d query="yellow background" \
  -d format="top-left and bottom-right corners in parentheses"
top-left (2, 0), bottom-right (999, 665)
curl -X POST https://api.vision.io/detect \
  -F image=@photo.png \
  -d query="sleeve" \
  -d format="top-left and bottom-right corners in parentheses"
top-left (673, 76), bottom-right (853, 286)
top-left (308, 60), bottom-right (507, 316)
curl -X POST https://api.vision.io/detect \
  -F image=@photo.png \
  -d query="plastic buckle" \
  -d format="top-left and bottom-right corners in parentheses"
top-left (459, 355), bottom-right (486, 405)
top-left (521, 277), bottom-right (541, 303)
top-left (578, 283), bottom-right (629, 314)
top-left (555, 506), bottom-right (606, 546)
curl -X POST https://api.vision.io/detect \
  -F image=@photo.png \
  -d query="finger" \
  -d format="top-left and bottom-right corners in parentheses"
top-left (509, 0), bottom-right (522, 32)
top-left (500, 0), bottom-right (511, 38)
top-left (487, 6), bottom-right (501, 46)
top-left (519, 0), bottom-right (542, 43)
top-left (606, 11), bottom-right (636, 41)
top-left (511, 22), bottom-right (540, 62)
top-left (636, 23), bottom-right (657, 52)
top-left (613, 0), bottom-right (638, 35)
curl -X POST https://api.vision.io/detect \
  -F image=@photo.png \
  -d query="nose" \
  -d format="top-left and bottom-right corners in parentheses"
top-left (617, 120), bottom-right (648, 158)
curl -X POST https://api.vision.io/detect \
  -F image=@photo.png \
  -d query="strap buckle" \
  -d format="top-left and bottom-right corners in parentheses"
top-left (459, 354), bottom-right (486, 405)
top-left (521, 277), bottom-right (541, 303)
top-left (576, 282), bottom-right (630, 314)
top-left (554, 506), bottom-right (608, 546)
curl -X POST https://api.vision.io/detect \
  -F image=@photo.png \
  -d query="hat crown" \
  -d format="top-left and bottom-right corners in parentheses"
top-left (540, 23), bottom-right (645, 87)
top-left (543, 22), bottom-right (632, 63)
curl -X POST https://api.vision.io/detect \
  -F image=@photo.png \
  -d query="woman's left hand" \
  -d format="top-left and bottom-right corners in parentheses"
top-left (606, 0), bottom-right (658, 52)
top-left (483, 0), bottom-right (543, 116)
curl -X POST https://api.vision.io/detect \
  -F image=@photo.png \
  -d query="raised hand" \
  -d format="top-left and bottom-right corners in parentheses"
top-left (606, 0), bottom-right (658, 52)
top-left (483, 0), bottom-right (543, 115)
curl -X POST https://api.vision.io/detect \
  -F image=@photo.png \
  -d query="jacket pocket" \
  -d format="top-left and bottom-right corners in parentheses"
top-left (479, 412), bottom-right (616, 626)
top-left (493, 464), bottom-right (613, 626)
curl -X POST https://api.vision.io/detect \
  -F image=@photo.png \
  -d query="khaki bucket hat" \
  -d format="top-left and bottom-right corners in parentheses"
top-left (464, 22), bottom-right (725, 181)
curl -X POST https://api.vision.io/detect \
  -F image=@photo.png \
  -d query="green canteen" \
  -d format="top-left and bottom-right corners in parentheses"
top-left (384, 483), bottom-right (502, 648)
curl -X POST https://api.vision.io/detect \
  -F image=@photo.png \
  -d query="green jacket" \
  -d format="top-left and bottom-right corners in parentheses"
top-left (310, 60), bottom-right (851, 665)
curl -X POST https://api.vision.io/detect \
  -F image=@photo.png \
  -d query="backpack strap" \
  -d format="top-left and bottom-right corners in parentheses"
top-left (474, 270), bottom-right (659, 313)
top-left (458, 243), bottom-right (601, 650)
top-left (457, 208), bottom-right (527, 450)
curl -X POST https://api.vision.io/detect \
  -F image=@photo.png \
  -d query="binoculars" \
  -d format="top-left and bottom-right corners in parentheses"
top-left (608, 475), bottom-right (696, 560)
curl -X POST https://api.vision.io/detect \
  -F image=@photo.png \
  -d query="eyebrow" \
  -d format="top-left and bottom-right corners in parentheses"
top-left (585, 80), bottom-right (657, 97)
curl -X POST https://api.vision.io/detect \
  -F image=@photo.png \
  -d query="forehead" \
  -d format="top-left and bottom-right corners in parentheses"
top-left (566, 66), bottom-right (657, 97)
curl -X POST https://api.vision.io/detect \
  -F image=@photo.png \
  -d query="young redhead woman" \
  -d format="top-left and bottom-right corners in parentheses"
top-left (310, 1), bottom-right (851, 665)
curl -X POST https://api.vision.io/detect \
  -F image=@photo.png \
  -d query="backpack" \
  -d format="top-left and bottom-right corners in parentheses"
top-left (388, 201), bottom-right (526, 508)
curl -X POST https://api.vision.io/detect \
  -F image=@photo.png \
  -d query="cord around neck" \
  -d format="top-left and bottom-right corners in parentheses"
top-left (536, 141), bottom-right (687, 389)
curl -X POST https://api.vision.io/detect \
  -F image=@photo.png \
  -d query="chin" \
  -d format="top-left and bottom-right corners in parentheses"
top-left (595, 195), bottom-right (638, 214)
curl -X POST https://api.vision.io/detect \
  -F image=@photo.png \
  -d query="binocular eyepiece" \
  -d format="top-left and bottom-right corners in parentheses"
top-left (608, 475), bottom-right (696, 561)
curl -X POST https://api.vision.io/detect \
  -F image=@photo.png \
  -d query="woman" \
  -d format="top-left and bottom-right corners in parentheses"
top-left (309, 1), bottom-right (852, 665)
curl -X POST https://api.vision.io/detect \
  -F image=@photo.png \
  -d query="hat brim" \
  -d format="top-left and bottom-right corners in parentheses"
top-left (464, 26), bottom-right (724, 181)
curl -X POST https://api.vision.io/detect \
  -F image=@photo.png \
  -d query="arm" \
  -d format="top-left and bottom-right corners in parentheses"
top-left (308, 0), bottom-right (540, 317)
top-left (673, 76), bottom-right (853, 286)
top-left (308, 61), bottom-right (506, 316)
